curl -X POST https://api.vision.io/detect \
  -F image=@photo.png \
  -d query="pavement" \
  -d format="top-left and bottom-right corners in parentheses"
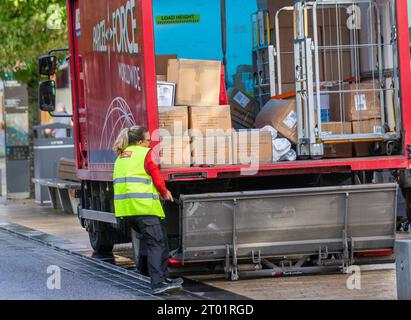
top-left (0, 228), bottom-right (157, 300)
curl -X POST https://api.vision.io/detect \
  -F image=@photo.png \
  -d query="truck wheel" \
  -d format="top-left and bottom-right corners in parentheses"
top-left (88, 230), bottom-right (114, 253)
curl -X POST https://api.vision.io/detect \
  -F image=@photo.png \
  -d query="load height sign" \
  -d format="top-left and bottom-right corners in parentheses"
top-left (156, 14), bottom-right (201, 25)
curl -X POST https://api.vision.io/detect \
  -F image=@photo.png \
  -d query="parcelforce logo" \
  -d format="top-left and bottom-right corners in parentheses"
top-left (93, 0), bottom-right (139, 55)
top-left (120, 151), bottom-right (133, 158)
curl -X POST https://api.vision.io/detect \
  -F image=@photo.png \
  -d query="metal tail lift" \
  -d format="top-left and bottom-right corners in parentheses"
top-left (179, 183), bottom-right (397, 280)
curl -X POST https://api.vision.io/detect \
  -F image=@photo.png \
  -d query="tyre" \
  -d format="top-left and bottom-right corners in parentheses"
top-left (88, 230), bottom-right (114, 253)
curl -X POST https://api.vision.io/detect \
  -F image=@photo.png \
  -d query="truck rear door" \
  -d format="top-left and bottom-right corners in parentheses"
top-left (67, 0), bottom-right (158, 170)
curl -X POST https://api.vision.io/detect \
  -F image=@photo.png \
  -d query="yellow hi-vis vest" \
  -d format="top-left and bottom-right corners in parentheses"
top-left (113, 146), bottom-right (165, 219)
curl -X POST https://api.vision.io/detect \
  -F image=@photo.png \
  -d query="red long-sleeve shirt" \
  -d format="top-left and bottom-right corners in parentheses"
top-left (144, 150), bottom-right (168, 198)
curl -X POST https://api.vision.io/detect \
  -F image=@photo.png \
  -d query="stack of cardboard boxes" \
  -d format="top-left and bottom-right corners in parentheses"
top-left (253, 81), bottom-right (382, 159)
top-left (156, 56), bottom-right (233, 168)
top-left (156, 56), bottom-right (275, 168)
top-left (328, 82), bottom-right (382, 157)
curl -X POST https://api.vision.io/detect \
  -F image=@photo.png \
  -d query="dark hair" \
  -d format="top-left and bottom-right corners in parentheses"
top-left (113, 126), bottom-right (149, 155)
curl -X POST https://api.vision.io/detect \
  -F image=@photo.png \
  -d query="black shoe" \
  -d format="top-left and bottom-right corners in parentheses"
top-left (166, 277), bottom-right (184, 286)
top-left (152, 282), bottom-right (182, 295)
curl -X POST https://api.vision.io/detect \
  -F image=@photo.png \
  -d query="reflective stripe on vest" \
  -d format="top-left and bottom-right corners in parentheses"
top-left (114, 193), bottom-right (160, 201)
top-left (113, 177), bottom-right (152, 185)
top-left (113, 146), bottom-right (165, 219)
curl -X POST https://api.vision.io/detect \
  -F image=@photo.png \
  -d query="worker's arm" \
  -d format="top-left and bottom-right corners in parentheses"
top-left (145, 150), bottom-right (173, 202)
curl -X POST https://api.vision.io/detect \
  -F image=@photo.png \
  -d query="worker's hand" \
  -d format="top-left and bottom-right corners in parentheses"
top-left (163, 190), bottom-right (174, 202)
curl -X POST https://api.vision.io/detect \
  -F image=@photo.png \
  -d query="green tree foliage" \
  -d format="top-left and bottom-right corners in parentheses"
top-left (0, 1), bottom-right (69, 198)
top-left (0, 0), bottom-right (68, 83)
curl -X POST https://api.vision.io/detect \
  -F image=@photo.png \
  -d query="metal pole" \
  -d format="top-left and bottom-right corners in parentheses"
top-left (220, 0), bottom-right (228, 85)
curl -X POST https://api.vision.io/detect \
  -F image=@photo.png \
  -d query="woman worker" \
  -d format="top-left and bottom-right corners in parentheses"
top-left (112, 126), bottom-right (183, 295)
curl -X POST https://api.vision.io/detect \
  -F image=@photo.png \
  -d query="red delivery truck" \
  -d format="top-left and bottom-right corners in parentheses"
top-left (38, 0), bottom-right (411, 279)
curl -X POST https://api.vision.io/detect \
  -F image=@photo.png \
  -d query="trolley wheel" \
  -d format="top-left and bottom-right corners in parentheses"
top-left (88, 230), bottom-right (114, 254)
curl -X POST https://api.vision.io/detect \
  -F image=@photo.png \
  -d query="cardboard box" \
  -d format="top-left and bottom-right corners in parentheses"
top-left (189, 106), bottom-right (232, 136)
top-left (232, 131), bottom-right (273, 165)
top-left (255, 98), bottom-right (298, 144)
top-left (229, 88), bottom-right (258, 129)
top-left (155, 54), bottom-right (177, 76)
top-left (321, 122), bottom-right (353, 158)
top-left (158, 135), bottom-right (191, 169)
top-left (191, 135), bottom-right (233, 166)
top-left (167, 59), bottom-right (221, 106)
top-left (156, 75), bottom-right (167, 81)
top-left (229, 88), bottom-right (259, 114)
top-left (322, 122), bottom-right (352, 136)
top-left (231, 106), bottom-right (255, 129)
top-left (352, 118), bottom-right (383, 134)
top-left (329, 82), bottom-right (381, 121)
top-left (323, 143), bottom-right (353, 158)
top-left (353, 142), bottom-right (386, 157)
top-left (158, 106), bottom-right (188, 136)
top-left (157, 81), bottom-right (176, 107)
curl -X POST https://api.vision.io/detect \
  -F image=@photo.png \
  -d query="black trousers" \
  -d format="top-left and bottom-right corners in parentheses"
top-left (126, 216), bottom-right (169, 289)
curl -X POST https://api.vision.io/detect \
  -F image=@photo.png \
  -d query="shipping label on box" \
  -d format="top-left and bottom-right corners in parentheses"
top-left (233, 90), bottom-right (251, 109)
top-left (191, 135), bottom-right (233, 166)
top-left (354, 94), bottom-right (367, 111)
top-left (158, 106), bottom-right (188, 136)
top-left (283, 110), bottom-right (297, 129)
top-left (157, 81), bottom-right (176, 107)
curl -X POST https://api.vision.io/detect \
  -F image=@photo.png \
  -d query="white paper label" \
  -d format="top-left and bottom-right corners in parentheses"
top-left (283, 111), bottom-right (297, 129)
top-left (233, 91), bottom-right (251, 108)
top-left (157, 83), bottom-right (175, 107)
top-left (354, 94), bottom-right (367, 111)
top-left (322, 131), bottom-right (333, 136)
